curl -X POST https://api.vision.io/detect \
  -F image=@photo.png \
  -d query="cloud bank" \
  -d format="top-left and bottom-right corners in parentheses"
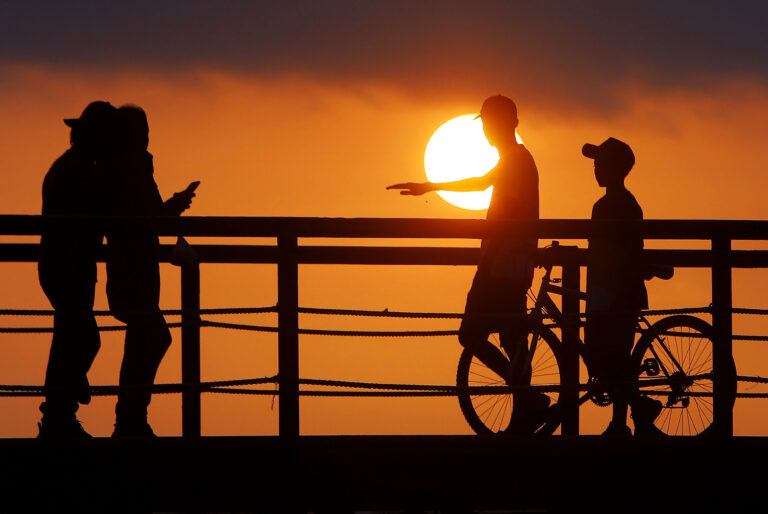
top-left (2, 1), bottom-right (767, 111)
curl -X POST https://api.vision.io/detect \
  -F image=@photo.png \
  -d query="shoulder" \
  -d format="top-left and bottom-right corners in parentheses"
top-left (591, 195), bottom-right (609, 219)
top-left (593, 190), bottom-right (643, 219)
top-left (623, 190), bottom-right (643, 218)
top-left (43, 150), bottom-right (79, 188)
top-left (513, 144), bottom-right (537, 168)
top-left (502, 144), bottom-right (538, 180)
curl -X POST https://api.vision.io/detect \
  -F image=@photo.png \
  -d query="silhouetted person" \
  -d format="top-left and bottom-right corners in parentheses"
top-left (582, 137), bottom-right (664, 437)
top-left (388, 95), bottom-right (550, 434)
top-left (101, 105), bottom-right (195, 437)
top-left (38, 101), bottom-right (117, 438)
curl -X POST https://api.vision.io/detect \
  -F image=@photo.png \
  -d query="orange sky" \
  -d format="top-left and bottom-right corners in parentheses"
top-left (1, 66), bottom-right (768, 437)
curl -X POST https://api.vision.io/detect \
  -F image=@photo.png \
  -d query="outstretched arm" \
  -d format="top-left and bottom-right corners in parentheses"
top-left (387, 172), bottom-right (495, 196)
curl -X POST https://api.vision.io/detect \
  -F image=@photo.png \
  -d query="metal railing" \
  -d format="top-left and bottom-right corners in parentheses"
top-left (3, 215), bottom-right (768, 438)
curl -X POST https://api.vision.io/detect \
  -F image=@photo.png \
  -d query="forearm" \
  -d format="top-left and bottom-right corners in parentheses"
top-left (162, 197), bottom-right (183, 216)
top-left (428, 175), bottom-right (492, 192)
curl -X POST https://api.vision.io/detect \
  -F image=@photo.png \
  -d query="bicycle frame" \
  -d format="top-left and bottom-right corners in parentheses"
top-left (525, 247), bottom-right (703, 406)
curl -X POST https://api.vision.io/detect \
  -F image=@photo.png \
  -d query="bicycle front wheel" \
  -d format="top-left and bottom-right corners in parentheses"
top-left (632, 315), bottom-right (736, 436)
top-left (456, 327), bottom-right (563, 435)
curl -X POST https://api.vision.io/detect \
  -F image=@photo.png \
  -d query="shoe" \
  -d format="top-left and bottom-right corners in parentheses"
top-left (37, 418), bottom-right (92, 439)
top-left (111, 420), bottom-right (157, 438)
top-left (602, 421), bottom-right (632, 437)
top-left (634, 422), bottom-right (667, 438)
top-left (503, 399), bottom-right (554, 436)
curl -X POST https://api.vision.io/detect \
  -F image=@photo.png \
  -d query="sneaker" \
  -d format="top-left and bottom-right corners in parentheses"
top-left (37, 418), bottom-right (92, 439)
top-left (111, 420), bottom-right (157, 438)
top-left (503, 398), bottom-right (554, 436)
top-left (602, 421), bottom-right (632, 437)
top-left (634, 422), bottom-right (667, 438)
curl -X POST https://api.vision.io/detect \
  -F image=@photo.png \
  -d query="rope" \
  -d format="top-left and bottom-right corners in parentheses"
top-left (202, 320), bottom-right (458, 337)
top-left (0, 375), bottom-right (278, 397)
top-left (733, 308), bottom-right (768, 316)
top-left (0, 306), bottom-right (277, 317)
top-left (0, 322), bottom-right (186, 334)
top-left (0, 374), bottom-right (764, 398)
top-left (298, 307), bottom-right (463, 319)
top-left (4, 305), bottom-right (768, 320)
top-left (733, 335), bottom-right (768, 341)
top-left (201, 320), bottom-right (278, 333)
top-left (738, 375), bottom-right (768, 384)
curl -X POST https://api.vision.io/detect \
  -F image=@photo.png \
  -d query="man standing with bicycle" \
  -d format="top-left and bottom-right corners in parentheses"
top-left (388, 95), bottom-right (550, 434)
top-left (582, 137), bottom-right (664, 437)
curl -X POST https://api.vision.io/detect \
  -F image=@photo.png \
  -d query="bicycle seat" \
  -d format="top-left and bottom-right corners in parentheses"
top-left (643, 264), bottom-right (674, 281)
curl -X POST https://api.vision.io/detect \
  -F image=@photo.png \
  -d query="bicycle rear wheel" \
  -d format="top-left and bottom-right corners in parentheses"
top-left (632, 314), bottom-right (736, 436)
top-left (456, 327), bottom-right (563, 435)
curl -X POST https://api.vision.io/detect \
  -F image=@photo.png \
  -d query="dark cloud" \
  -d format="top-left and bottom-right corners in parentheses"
top-left (2, 1), bottom-right (767, 110)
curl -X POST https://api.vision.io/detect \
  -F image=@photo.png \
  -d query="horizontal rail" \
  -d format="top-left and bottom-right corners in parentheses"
top-left (4, 215), bottom-right (768, 239)
top-left (3, 243), bottom-right (768, 268)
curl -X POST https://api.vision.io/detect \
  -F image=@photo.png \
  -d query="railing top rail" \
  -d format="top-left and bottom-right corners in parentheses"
top-left (2, 215), bottom-right (768, 239)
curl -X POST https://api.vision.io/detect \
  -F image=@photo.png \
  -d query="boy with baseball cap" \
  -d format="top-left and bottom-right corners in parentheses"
top-left (582, 137), bottom-right (663, 436)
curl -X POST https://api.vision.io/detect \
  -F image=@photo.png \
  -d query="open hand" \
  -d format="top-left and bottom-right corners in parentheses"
top-left (386, 182), bottom-right (431, 196)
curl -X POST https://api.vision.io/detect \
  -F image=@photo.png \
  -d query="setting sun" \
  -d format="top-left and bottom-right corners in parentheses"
top-left (424, 114), bottom-right (522, 210)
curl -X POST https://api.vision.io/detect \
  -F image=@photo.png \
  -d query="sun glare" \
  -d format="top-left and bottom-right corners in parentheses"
top-left (424, 114), bottom-right (522, 211)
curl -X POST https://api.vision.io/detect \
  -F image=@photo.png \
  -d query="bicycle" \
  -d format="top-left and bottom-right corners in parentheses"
top-left (456, 242), bottom-right (738, 436)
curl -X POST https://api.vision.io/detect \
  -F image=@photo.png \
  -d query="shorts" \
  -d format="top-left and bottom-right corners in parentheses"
top-left (459, 267), bottom-right (531, 338)
top-left (584, 311), bottom-right (638, 385)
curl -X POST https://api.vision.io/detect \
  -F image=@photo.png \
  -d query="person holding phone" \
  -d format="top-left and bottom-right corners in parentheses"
top-left (100, 104), bottom-right (198, 437)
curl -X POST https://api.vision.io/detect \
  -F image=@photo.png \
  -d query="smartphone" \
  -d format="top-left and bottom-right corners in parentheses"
top-left (184, 181), bottom-right (201, 194)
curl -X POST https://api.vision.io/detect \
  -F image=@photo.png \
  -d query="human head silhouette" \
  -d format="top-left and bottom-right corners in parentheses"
top-left (117, 104), bottom-right (150, 152)
top-left (64, 101), bottom-right (117, 158)
top-left (475, 95), bottom-right (519, 149)
top-left (582, 137), bottom-right (635, 188)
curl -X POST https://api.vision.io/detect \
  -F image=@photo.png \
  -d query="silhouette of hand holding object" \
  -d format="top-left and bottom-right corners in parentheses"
top-left (386, 182), bottom-right (431, 196)
top-left (164, 181), bottom-right (199, 216)
top-left (164, 190), bottom-right (195, 216)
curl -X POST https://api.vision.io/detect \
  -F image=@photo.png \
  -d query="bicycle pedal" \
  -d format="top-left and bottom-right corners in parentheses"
top-left (641, 358), bottom-right (660, 376)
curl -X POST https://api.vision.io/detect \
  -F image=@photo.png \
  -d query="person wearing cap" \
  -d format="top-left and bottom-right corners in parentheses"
top-left (38, 100), bottom-right (117, 438)
top-left (388, 95), bottom-right (550, 434)
top-left (100, 104), bottom-right (195, 437)
top-left (582, 137), bottom-right (664, 437)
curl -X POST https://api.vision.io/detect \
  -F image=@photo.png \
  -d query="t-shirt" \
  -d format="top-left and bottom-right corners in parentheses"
top-left (587, 188), bottom-right (648, 311)
top-left (480, 143), bottom-right (539, 279)
top-left (39, 147), bottom-right (102, 289)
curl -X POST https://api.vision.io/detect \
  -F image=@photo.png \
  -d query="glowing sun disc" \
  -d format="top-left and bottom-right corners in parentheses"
top-left (424, 114), bottom-right (522, 210)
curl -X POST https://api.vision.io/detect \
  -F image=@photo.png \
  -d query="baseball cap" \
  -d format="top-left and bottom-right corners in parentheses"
top-left (582, 137), bottom-right (635, 172)
top-left (63, 101), bottom-right (116, 128)
top-left (474, 95), bottom-right (518, 121)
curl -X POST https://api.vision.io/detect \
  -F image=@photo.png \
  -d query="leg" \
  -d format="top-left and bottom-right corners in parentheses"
top-left (585, 311), bottom-right (635, 435)
top-left (457, 319), bottom-right (510, 378)
top-left (40, 285), bottom-right (100, 437)
top-left (114, 308), bottom-right (171, 435)
top-left (457, 269), bottom-right (512, 378)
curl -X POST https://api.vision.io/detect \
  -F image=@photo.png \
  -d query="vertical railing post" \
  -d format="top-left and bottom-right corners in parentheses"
top-left (561, 249), bottom-right (581, 436)
top-left (712, 237), bottom-right (734, 437)
top-left (278, 234), bottom-right (300, 438)
top-left (181, 262), bottom-right (201, 437)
